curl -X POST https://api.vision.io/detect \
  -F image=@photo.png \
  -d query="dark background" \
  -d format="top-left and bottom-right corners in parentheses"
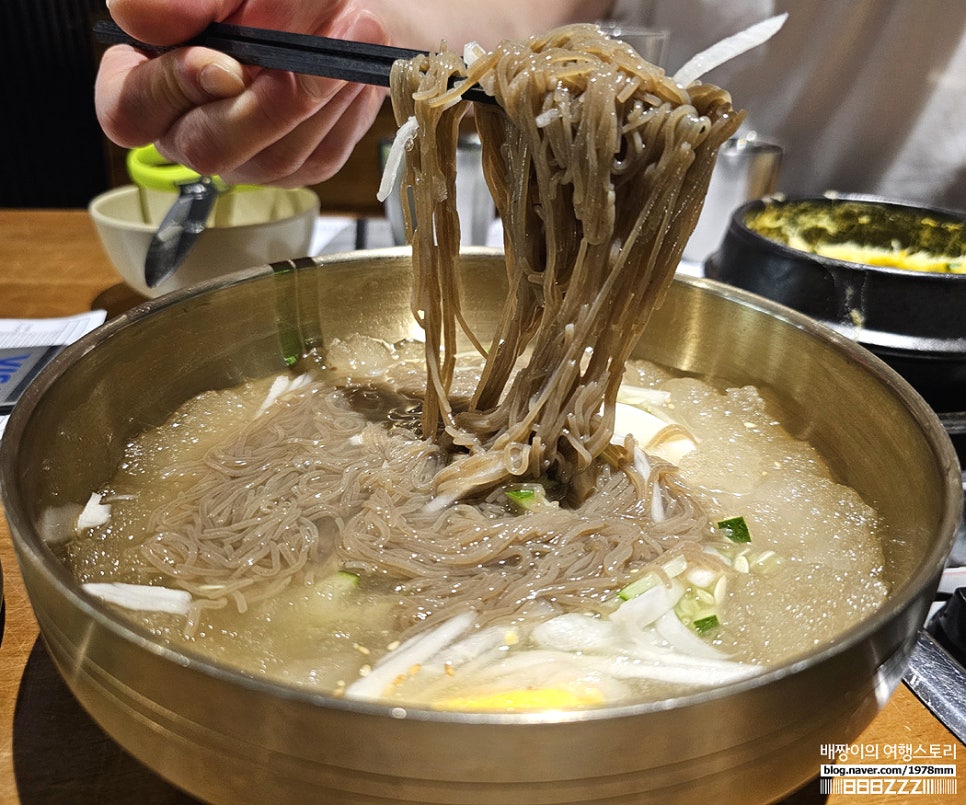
top-left (0, 1), bottom-right (116, 208)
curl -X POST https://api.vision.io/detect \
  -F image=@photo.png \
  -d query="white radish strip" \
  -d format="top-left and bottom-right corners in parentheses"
top-left (531, 614), bottom-right (620, 652)
top-left (377, 116), bottom-right (419, 202)
top-left (422, 625), bottom-right (513, 673)
top-left (463, 41), bottom-right (485, 68)
top-left (685, 565), bottom-right (720, 589)
top-left (616, 385), bottom-right (671, 408)
top-left (611, 402), bottom-right (661, 442)
top-left (83, 582), bottom-right (191, 616)
top-left (632, 447), bottom-right (651, 481)
top-left (451, 649), bottom-right (587, 683)
top-left (75, 493), bottom-right (112, 533)
top-left (484, 647), bottom-right (755, 689)
top-left (674, 14), bottom-right (788, 86)
top-left (650, 481), bottom-right (666, 523)
top-left (256, 373), bottom-right (311, 416)
top-left (535, 108), bottom-right (562, 128)
top-left (601, 654), bottom-right (758, 686)
top-left (345, 610), bottom-right (476, 701)
top-left (621, 634), bottom-right (748, 670)
top-left (610, 582), bottom-right (682, 628)
top-left (654, 610), bottom-right (727, 660)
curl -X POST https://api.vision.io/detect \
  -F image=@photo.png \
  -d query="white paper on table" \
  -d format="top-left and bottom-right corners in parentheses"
top-left (310, 216), bottom-right (355, 255)
top-left (0, 310), bottom-right (107, 441)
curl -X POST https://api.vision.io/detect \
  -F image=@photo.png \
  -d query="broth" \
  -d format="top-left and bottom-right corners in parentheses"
top-left (66, 339), bottom-right (887, 710)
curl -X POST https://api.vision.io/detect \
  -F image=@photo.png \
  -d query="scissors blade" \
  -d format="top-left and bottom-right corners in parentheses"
top-left (144, 177), bottom-right (219, 288)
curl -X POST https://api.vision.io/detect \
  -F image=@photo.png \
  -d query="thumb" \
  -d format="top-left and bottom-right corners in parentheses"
top-left (96, 44), bottom-right (247, 148)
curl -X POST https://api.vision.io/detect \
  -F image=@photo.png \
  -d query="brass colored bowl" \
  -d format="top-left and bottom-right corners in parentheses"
top-left (1, 249), bottom-right (960, 803)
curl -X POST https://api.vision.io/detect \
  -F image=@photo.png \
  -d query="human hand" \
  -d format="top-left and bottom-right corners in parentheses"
top-left (95, 0), bottom-right (390, 186)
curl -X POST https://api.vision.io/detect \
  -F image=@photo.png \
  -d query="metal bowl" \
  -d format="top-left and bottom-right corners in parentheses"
top-left (1, 249), bottom-right (961, 804)
top-left (706, 194), bottom-right (966, 413)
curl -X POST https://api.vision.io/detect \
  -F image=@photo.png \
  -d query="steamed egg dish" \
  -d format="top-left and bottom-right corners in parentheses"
top-left (745, 199), bottom-right (966, 274)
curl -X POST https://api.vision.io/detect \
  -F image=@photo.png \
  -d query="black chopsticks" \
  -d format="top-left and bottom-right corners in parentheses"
top-left (93, 19), bottom-right (495, 104)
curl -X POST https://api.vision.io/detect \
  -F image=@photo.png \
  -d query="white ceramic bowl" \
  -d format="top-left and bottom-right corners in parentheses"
top-left (89, 184), bottom-right (320, 297)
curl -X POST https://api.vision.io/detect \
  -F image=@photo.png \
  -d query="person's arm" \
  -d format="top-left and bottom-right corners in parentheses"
top-left (95, 0), bottom-right (613, 187)
top-left (367, 0), bottom-right (613, 51)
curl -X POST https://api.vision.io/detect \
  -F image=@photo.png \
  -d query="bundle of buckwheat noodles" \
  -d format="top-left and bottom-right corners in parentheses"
top-left (389, 24), bottom-right (743, 505)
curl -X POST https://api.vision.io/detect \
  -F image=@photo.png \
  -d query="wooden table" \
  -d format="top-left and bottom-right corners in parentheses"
top-left (0, 208), bottom-right (962, 803)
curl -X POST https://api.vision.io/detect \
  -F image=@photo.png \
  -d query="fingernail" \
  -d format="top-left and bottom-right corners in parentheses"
top-left (200, 59), bottom-right (246, 98)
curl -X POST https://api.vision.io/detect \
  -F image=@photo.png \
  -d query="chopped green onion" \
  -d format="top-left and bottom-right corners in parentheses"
top-left (676, 587), bottom-right (716, 617)
top-left (505, 483), bottom-right (558, 513)
top-left (718, 515), bottom-right (751, 543)
top-left (506, 488), bottom-right (536, 504)
top-left (693, 614), bottom-right (720, 634)
top-left (751, 549), bottom-right (783, 575)
top-left (660, 553), bottom-right (689, 579)
top-left (712, 575), bottom-right (728, 604)
top-left (619, 571), bottom-right (660, 601)
top-left (675, 584), bottom-right (721, 636)
top-left (619, 554), bottom-right (688, 601)
top-left (685, 565), bottom-right (719, 589)
top-left (319, 570), bottom-right (360, 596)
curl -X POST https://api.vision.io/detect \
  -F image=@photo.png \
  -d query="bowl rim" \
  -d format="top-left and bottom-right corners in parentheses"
top-left (2, 249), bottom-right (961, 726)
top-left (725, 192), bottom-right (966, 283)
top-left (87, 184), bottom-right (320, 234)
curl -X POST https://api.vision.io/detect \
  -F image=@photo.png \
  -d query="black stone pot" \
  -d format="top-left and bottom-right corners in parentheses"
top-left (706, 194), bottom-right (966, 414)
